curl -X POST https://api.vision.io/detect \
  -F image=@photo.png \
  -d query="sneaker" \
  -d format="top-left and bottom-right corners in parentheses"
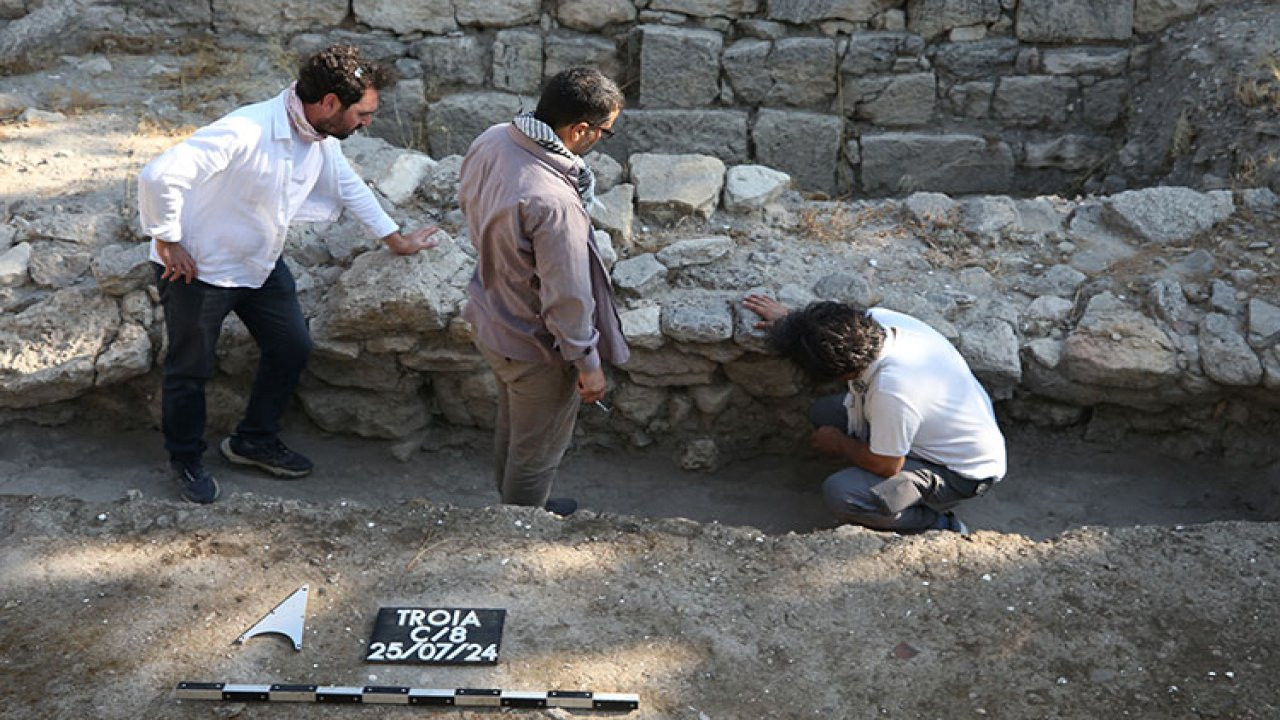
top-left (937, 511), bottom-right (970, 535)
top-left (543, 497), bottom-right (578, 517)
top-left (219, 435), bottom-right (313, 479)
top-left (172, 460), bottom-right (220, 504)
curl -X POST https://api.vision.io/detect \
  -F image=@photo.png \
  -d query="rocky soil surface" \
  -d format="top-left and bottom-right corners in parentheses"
top-left (2, 494), bottom-right (1279, 719)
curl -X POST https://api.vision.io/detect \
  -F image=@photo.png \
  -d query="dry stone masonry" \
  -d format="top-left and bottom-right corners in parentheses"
top-left (2, 0), bottom-right (1279, 467)
top-left (0, 0), bottom-right (1252, 197)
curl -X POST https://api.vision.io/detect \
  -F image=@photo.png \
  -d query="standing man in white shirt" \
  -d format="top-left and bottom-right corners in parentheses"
top-left (743, 296), bottom-right (1006, 534)
top-left (138, 45), bottom-right (438, 504)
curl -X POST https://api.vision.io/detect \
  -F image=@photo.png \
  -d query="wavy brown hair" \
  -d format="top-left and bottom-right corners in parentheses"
top-left (767, 302), bottom-right (884, 383)
top-left (296, 44), bottom-right (396, 106)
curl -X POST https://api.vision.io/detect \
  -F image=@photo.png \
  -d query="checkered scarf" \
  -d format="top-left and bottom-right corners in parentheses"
top-left (512, 111), bottom-right (596, 210)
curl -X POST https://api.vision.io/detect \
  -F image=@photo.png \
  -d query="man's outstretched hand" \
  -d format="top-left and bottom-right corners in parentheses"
top-left (742, 294), bottom-right (790, 329)
top-left (384, 226), bottom-right (442, 255)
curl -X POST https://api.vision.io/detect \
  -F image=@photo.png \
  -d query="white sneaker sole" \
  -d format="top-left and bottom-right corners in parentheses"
top-left (219, 438), bottom-right (312, 479)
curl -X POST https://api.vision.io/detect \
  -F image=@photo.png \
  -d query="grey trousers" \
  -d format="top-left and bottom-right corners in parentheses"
top-left (480, 346), bottom-right (580, 507)
top-left (810, 394), bottom-right (988, 533)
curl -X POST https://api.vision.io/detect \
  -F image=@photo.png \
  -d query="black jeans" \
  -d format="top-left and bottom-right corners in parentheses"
top-left (155, 259), bottom-right (312, 462)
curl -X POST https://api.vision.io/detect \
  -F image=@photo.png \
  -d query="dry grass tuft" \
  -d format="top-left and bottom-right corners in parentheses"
top-left (1169, 106), bottom-right (1197, 160)
top-left (135, 115), bottom-right (197, 139)
top-left (797, 204), bottom-right (860, 244)
top-left (1234, 53), bottom-right (1280, 110)
top-left (44, 87), bottom-right (104, 115)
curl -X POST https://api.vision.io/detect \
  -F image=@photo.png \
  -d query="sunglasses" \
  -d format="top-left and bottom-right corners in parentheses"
top-left (592, 123), bottom-right (615, 139)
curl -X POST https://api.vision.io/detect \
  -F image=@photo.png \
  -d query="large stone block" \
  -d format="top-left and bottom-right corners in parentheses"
top-left (844, 72), bottom-right (935, 126)
top-left (492, 30), bottom-right (543, 95)
top-left (28, 241), bottom-right (90, 288)
top-left (992, 76), bottom-right (1077, 125)
top-left (860, 133), bottom-right (1014, 195)
top-left (768, 0), bottom-right (897, 23)
top-left (289, 30), bottom-right (408, 65)
top-left (544, 33), bottom-right (623, 83)
top-left (319, 234), bottom-right (470, 340)
top-left (425, 92), bottom-right (532, 158)
top-left (433, 372), bottom-right (497, 428)
top-left (930, 37), bottom-right (1019, 79)
top-left (369, 78), bottom-right (427, 150)
top-left (1134, 0), bottom-right (1201, 34)
top-left (753, 109), bottom-right (843, 195)
top-left (1016, 0), bottom-right (1134, 42)
top-left (628, 25), bottom-right (723, 108)
top-left (94, 322), bottom-right (152, 388)
top-left (841, 31), bottom-right (925, 76)
top-left (0, 242), bottom-right (31, 287)
top-left (946, 81), bottom-right (994, 118)
top-left (612, 253), bottom-right (669, 295)
top-left (620, 305), bottom-right (664, 349)
top-left (456, 0), bottom-right (540, 28)
top-left (722, 355), bottom-right (799, 397)
top-left (1199, 313), bottom-right (1263, 387)
top-left (621, 348), bottom-right (718, 386)
top-left (906, 0), bottom-right (1002, 41)
top-left (416, 35), bottom-right (487, 100)
top-left (353, 0), bottom-right (455, 34)
top-left (1081, 79), bottom-right (1129, 128)
top-left (0, 287), bottom-right (120, 409)
top-left (606, 109), bottom-right (750, 165)
top-left (1103, 187), bottom-right (1235, 245)
top-left (660, 293), bottom-right (735, 343)
top-left (299, 385), bottom-right (430, 439)
top-left (558, 0), bottom-right (637, 30)
top-left (957, 318), bottom-right (1021, 400)
top-left (1041, 47), bottom-right (1129, 76)
top-left (91, 242), bottom-right (151, 296)
top-left (723, 37), bottom-right (838, 107)
top-left (1061, 292), bottom-right (1178, 389)
top-left (590, 183), bottom-right (636, 247)
top-left (650, 0), bottom-right (760, 17)
top-left (631, 153), bottom-right (726, 221)
top-left (1023, 134), bottom-right (1113, 171)
top-left (724, 165), bottom-right (791, 211)
top-left (214, 0), bottom-right (347, 34)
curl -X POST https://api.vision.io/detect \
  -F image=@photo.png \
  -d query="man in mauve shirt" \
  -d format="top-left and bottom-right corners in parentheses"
top-left (459, 67), bottom-right (630, 517)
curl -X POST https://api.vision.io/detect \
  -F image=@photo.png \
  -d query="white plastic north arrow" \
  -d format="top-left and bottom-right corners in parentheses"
top-left (235, 584), bottom-right (309, 651)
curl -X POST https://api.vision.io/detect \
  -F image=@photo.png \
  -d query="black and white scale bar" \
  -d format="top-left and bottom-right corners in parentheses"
top-left (176, 682), bottom-right (639, 711)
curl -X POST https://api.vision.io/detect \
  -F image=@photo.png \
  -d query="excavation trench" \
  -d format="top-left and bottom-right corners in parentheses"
top-left (3, 413), bottom-right (1276, 541)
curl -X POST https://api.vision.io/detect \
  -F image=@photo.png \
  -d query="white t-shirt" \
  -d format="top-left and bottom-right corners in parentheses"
top-left (846, 308), bottom-right (1007, 481)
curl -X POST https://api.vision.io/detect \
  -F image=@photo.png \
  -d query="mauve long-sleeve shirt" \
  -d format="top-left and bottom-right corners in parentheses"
top-left (459, 123), bottom-right (629, 373)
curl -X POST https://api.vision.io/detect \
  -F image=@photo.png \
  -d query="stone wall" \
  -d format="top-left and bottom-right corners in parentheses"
top-left (5, 124), bottom-right (1280, 466)
top-left (0, 0), bottom-right (1226, 197)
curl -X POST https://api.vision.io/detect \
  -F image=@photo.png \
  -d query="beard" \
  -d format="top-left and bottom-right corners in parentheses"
top-left (313, 118), bottom-right (353, 140)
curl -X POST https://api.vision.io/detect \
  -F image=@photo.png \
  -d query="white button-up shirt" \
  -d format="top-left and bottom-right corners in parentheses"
top-left (138, 87), bottom-right (398, 288)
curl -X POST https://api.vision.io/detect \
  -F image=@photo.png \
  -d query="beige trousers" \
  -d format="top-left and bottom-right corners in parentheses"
top-left (479, 346), bottom-right (581, 506)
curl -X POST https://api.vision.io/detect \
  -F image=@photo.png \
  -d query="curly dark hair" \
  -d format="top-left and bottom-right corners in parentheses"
top-left (767, 302), bottom-right (885, 383)
top-left (534, 67), bottom-right (624, 130)
top-left (296, 44), bottom-right (396, 106)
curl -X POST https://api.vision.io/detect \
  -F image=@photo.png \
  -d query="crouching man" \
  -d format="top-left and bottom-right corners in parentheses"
top-left (743, 295), bottom-right (1006, 534)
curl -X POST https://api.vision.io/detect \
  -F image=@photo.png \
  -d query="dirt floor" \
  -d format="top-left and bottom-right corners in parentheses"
top-left (3, 416), bottom-right (1280, 719)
